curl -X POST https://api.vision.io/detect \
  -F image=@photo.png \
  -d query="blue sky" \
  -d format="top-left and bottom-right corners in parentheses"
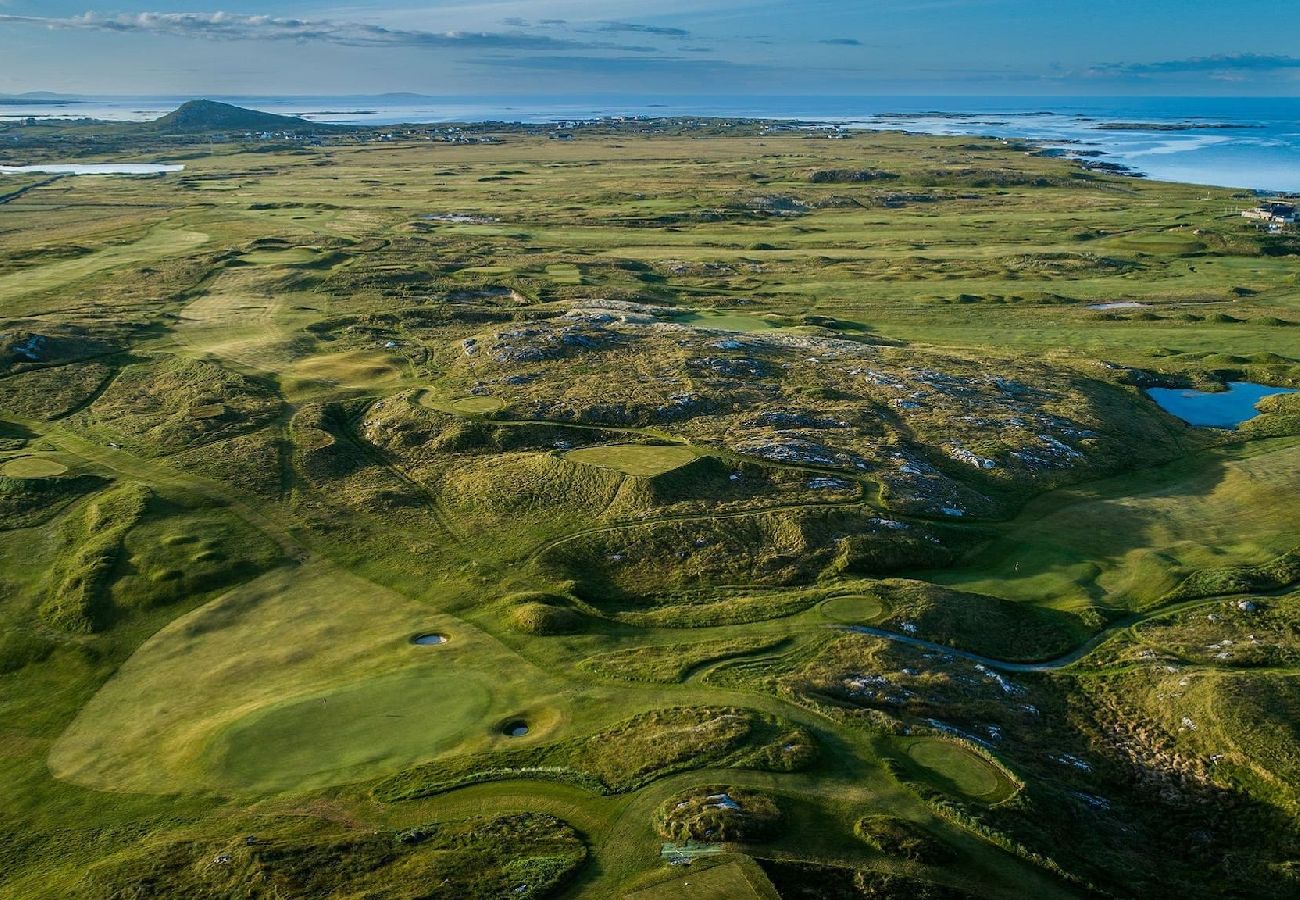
top-left (1, 1), bottom-right (1298, 96)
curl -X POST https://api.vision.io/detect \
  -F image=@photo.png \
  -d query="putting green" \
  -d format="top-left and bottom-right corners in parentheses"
top-left (546, 263), bottom-right (582, 284)
top-left (239, 248), bottom-right (320, 266)
top-left (205, 667), bottom-right (492, 792)
top-left (1111, 232), bottom-right (1204, 255)
top-left (451, 396), bottom-right (506, 415)
top-left (904, 738), bottom-right (1016, 803)
top-left (820, 594), bottom-right (885, 624)
top-left (1, 457), bottom-right (68, 478)
top-left (565, 444), bottom-right (698, 477)
top-left (48, 563), bottom-right (494, 794)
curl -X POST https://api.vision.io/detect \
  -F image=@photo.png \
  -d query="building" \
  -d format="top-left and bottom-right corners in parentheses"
top-left (1243, 201), bottom-right (1297, 225)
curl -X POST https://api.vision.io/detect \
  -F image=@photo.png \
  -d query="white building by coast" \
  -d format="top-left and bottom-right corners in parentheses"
top-left (1243, 201), bottom-right (1297, 226)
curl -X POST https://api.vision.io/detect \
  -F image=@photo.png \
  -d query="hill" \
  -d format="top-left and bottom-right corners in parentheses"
top-left (149, 99), bottom-right (349, 133)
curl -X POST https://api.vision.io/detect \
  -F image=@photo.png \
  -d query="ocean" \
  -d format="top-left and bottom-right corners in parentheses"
top-left (3, 95), bottom-right (1297, 193)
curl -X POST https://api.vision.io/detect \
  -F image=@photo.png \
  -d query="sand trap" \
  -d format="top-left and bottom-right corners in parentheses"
top-left (502, 719), bottom-right (530, 737)
top-left (411, 632), bottom-right (448, 646)
top-left (1088, 301), bottom-right (1150, 310)
top-left (1, 457), bottom-right (68, 478)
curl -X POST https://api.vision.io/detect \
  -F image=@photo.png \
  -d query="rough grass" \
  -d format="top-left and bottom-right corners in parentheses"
top-left (39, 482), bottom-right (150, 633)
top-left (580, 637), bottom-right (787, 684)
top-left (372, 706), bottom-right (817, 802)
top-left (654, 785), bottom-right (783, 843)
top-left (70, 813), bottom-right (585, 900)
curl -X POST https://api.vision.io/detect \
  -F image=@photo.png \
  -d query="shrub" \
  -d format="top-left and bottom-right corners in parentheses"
top-left (654, 785), bottom-right (782, 843)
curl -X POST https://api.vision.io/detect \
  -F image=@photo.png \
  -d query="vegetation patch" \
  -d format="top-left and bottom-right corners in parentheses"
top-left (75, 814), bottom-right (585, 900)
top-left (86, 356), bottom-right (280, 455)
top-left (853, 815), bottom-right (951, 863)
top-left (580, 637), bottom-right (788, 683)
top-left (372, 706), bottom-right (817, 802)
top-left (39, 482), bottom-right (150, 633)
top-left (654, 785), bottom-right (783, 843)
top-left (0, 472), bottom-right (107, 530)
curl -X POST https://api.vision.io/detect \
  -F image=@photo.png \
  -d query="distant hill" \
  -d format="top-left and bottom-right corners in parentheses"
top-left (149, 100), bottom-right (351, 133)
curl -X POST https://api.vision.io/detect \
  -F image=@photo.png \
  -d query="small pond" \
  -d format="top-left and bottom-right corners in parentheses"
top-left (1146, 382), bottom-right (1295, 428)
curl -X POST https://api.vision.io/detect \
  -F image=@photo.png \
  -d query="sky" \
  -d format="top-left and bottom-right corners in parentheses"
top-left (1, 1), bottom-right (1299, 97)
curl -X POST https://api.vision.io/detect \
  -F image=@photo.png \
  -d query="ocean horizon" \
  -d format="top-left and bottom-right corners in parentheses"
top-left (3, 94), bottom-right (1298, 193)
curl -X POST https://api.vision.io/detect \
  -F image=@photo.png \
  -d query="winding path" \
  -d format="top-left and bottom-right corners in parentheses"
top-left (843, 593), bottom-right (1274, 673)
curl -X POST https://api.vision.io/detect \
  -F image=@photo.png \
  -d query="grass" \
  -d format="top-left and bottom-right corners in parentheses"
top-left (565, 443), bottom-right (699, 477)
top-left (0, 457), bottom-right (68, 478)
top-left (901, 738), bottom-right (1018, 804)
top-left (624, 856), bottom-right (779, 900)
top-left (3, 124), bottom-right (1300, 898)
top-left (819, 594), bottom-right (886, 624)
top-left (452, 396), bottom-right (507, 415)
top-left (48, 562), bottom-right (520, 793)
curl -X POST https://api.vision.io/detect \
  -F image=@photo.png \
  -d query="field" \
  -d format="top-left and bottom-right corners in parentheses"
top-left (2, 121), bottom-right (1300, 899)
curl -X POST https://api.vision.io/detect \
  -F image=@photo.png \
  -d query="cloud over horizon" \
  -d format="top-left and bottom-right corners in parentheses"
top-left (0, 11), bottom-right (650, 52)
top-left (1090, 53), bottom-right (1300, 79)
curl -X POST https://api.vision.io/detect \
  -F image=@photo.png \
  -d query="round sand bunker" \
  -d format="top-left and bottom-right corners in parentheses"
top-left (410, 632), bottom-right (448, 646)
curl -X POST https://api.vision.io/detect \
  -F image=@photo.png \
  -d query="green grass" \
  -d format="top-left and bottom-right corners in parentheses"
top-left (901, 738), bottom-right (1018, 804)
top-left (48, 562), bottom-right (533, 793)
top-left (580, 637), bottom-right (787, 684)
top-left (452, 396), bottom-right (507, 415)
top-left (624, 857), bottom-right (778, 900)
top-left (3, 126), bottom-right (1300, 898)
top-left (565, 444), bottom-right (699, 477)
top-left (0, 457), bottom-right (68, 478)
top-left (819, 594), bottom-right (886, 624)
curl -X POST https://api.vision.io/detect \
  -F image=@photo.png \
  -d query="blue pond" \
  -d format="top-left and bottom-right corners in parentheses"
top-left (1146, 382), bottom-right (1295, 429)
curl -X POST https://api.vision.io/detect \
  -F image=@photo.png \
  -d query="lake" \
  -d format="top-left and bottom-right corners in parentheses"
top-left (1146, 382), bottom-right (1296, 429)
top-left (0, 163), bottom-right (183, 176)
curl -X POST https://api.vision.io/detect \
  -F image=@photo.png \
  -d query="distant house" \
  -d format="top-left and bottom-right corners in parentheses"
top-left (1243, 201), bottom-right (1297, 225)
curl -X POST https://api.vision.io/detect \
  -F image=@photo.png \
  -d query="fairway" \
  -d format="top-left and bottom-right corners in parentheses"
top-left (565, 444), bottom-right (699, 477)
top-left (924, 440), bottom-right (1300, 613)
top-left (48, 563), bottom-right (516, 793)
top-left (624, 858), bottom-right (778, 899)
top-left (0, 225), bottom-right (209, 306)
